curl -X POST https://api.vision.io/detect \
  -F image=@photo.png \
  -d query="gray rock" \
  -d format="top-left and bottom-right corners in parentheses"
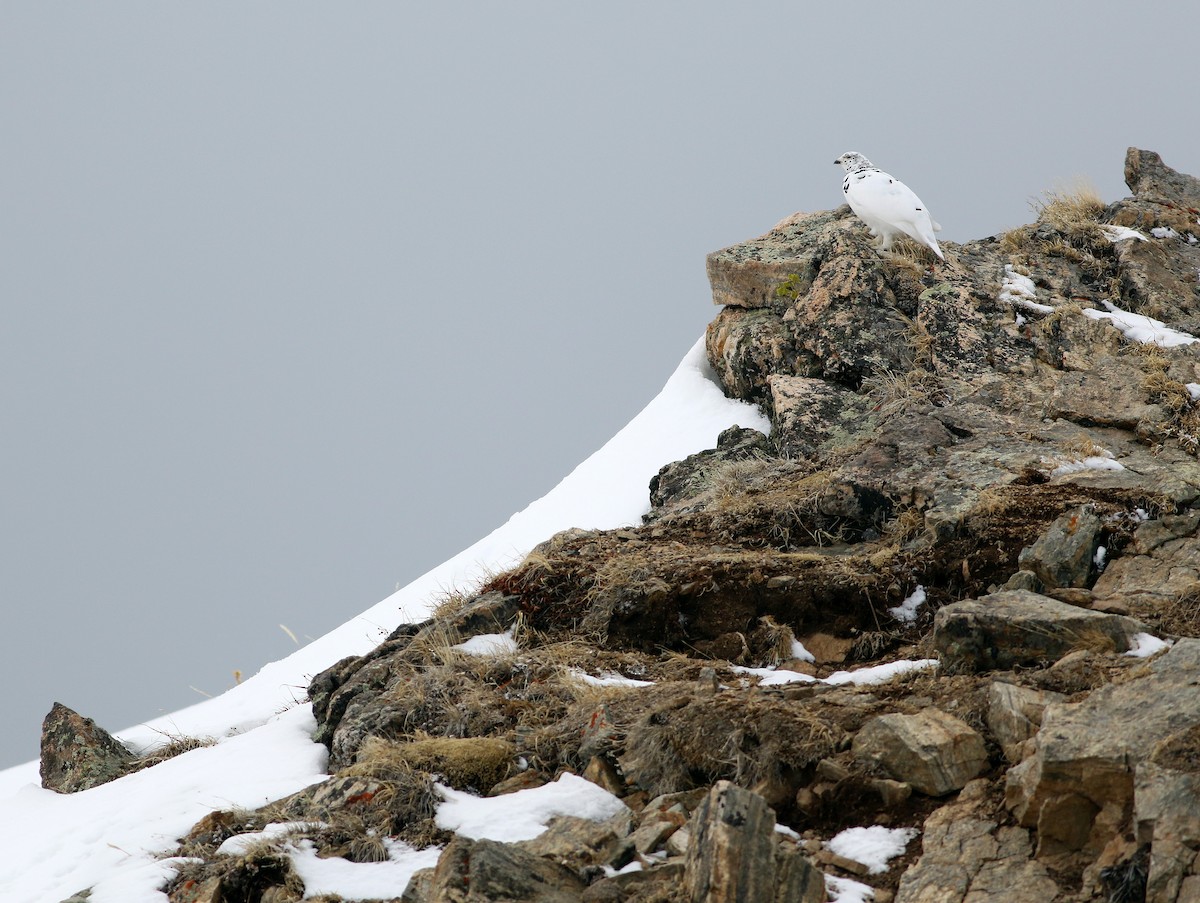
top-left (516, 815), bottom-right (626, 870)
top-left (1006, 640), bottom-right (1200, 859)
top-left (683, 781), bottom-right (818, 903)
top-left (1093, 513), bottom-right (1200, 606)
top-left (40, 702), bottom-right (135, 793)
top-left (581, 861), bottom-right (686, 903)
top-left (417, 835), bottom-right (587, 902)
top-left (1016, 505), bottom-right (1102, 589)
top-left (985, 682), bottom-right (1066, 763)
top-left (705, 208), bottom-right (843, 311)
top-left (933, 589), bottom-right (1145, 671)
top-left (896, 780), bottom-right (1060, 903)
top-left (852, 708), bottom-right (987, 797)
top-left (1048, 359), bottom-right (1164, 430)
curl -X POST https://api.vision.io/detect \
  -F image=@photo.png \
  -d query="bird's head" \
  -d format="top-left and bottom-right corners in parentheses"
top-left (834, 152), bottom-right (872, 172)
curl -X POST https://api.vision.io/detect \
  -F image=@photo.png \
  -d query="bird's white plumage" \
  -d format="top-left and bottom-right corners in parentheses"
top-left (835, 152), bottom-right (944, 261)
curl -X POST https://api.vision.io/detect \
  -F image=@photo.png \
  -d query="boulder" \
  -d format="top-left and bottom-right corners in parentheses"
top-left (1016, 505), bottom-right (1102, 589)
top-left (1006, 640), bottom-right (1200, 858)
top-left (40, 702), bottom-right (135, 793)
top-left (852, 708), bottom-right (987, 797)
top-left (933, 589), bottom-right (1145, 671)
top-left (1136, 759), bottom-right (1200, 903)
top-left (767, 375), bottom-right (874, 461)
top-left (413, 835), bottom-right (587, 903)
top-left (1092, 512), bottom-right (1200, 606)
top-left (647, 425), bottom-right (772, 514)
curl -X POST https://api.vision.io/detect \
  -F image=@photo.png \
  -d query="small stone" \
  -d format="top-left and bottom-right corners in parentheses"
top-left (1017, 505), bottom-right (1102, 589)
top-left (583, 756), bottom-right (625, 796)
top-left (869, 778), bottom-right (913, 807)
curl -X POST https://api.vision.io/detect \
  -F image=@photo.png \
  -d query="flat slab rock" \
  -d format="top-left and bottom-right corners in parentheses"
top-left (933, 589), bottom-right (1146, 671)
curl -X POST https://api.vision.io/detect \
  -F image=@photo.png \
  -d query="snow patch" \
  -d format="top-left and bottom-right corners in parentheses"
top-left (999, 265), bottom-right (1053, 313)
top-left (827, 874), bottom-right (877, 903)
top-left (1082, 300), bottom-right (1200, 347)
top-left (216, 821), bottom-right (324, 856)
top-left (435, 772), bottom-right (629, 842)
top-left (888, 586), bottom-right (926, 623)
top-left (826, 825), bottom-right (920, 875)
top-left (287, 838), bottom-right (441, 901)
top-left (1100, 224), bottom-right (1149, 243)
top-left (1126, 633), bottom-right (1173, 659)
top-left (1048, 455), bottom-right (1126, 478)
top-left (569, 669), bottom-right (654, 688)
top-left (1187, 383), bottom-right (1200, 401)
top-left (791, 638), bottom-right (816, 663)
top-left (733, 659), bottom-right (937, 687)
top-left (452, 627), bottom-right (518, 656)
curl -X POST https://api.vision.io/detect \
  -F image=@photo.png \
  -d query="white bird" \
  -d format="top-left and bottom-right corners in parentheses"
top-left (834, 152), bottom-right (944, 261)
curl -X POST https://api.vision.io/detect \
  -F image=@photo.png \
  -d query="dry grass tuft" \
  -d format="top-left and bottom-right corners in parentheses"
top-left (347, 735), bottom-right (515, 793)
top-left (1034, 182), bottom-right (1106, 243)
top-left (862, 367), bottom-right (943, 419)
top-left (127, 733), bottom-right (217, 776)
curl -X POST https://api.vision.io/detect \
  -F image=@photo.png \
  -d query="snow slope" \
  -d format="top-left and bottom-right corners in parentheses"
top-left (0, 336), bottom-right (770, 902)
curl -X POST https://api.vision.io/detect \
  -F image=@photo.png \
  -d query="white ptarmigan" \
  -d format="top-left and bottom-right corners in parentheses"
top-left (834, 152), bottom-right (944, 261)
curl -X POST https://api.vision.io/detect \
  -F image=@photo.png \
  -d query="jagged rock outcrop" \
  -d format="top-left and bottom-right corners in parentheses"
top-left (111, 147), bottom-right (1200, 903)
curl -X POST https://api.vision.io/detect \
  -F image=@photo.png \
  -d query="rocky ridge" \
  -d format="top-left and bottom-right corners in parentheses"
top-left (45, 148), bottom-right (1200, 902)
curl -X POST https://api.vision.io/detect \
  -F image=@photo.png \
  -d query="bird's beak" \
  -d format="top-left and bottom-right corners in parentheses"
top-left (833, 158), bottom-right (841, 165)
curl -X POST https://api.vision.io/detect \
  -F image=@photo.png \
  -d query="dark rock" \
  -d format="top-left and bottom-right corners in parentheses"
top-left (647, 425), bottom-right (772, 514)
top-left (40, 702), bottom-right (136, 793)
top-left (415, 835), bottom-right (587, 903)
top-left (933, 589), bottom-right (1146, 671)
top-left (1016, 505), bottom-right (1102, 589)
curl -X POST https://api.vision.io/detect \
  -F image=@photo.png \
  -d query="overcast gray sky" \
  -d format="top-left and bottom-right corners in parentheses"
top-left (2, 3), bottom-right (1197, 769)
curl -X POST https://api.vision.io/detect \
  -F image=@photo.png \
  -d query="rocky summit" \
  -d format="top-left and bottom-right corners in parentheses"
top-left (47, 148), bottom-right (1200, 902)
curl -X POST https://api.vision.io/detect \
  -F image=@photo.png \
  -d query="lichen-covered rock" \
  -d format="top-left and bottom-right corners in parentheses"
top-left (1016, 505), bottom-right (1103, 589)
top-left (40, 702), bottom-right (135, 793)
top-left (852, 709), bottom-right (987, 797)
